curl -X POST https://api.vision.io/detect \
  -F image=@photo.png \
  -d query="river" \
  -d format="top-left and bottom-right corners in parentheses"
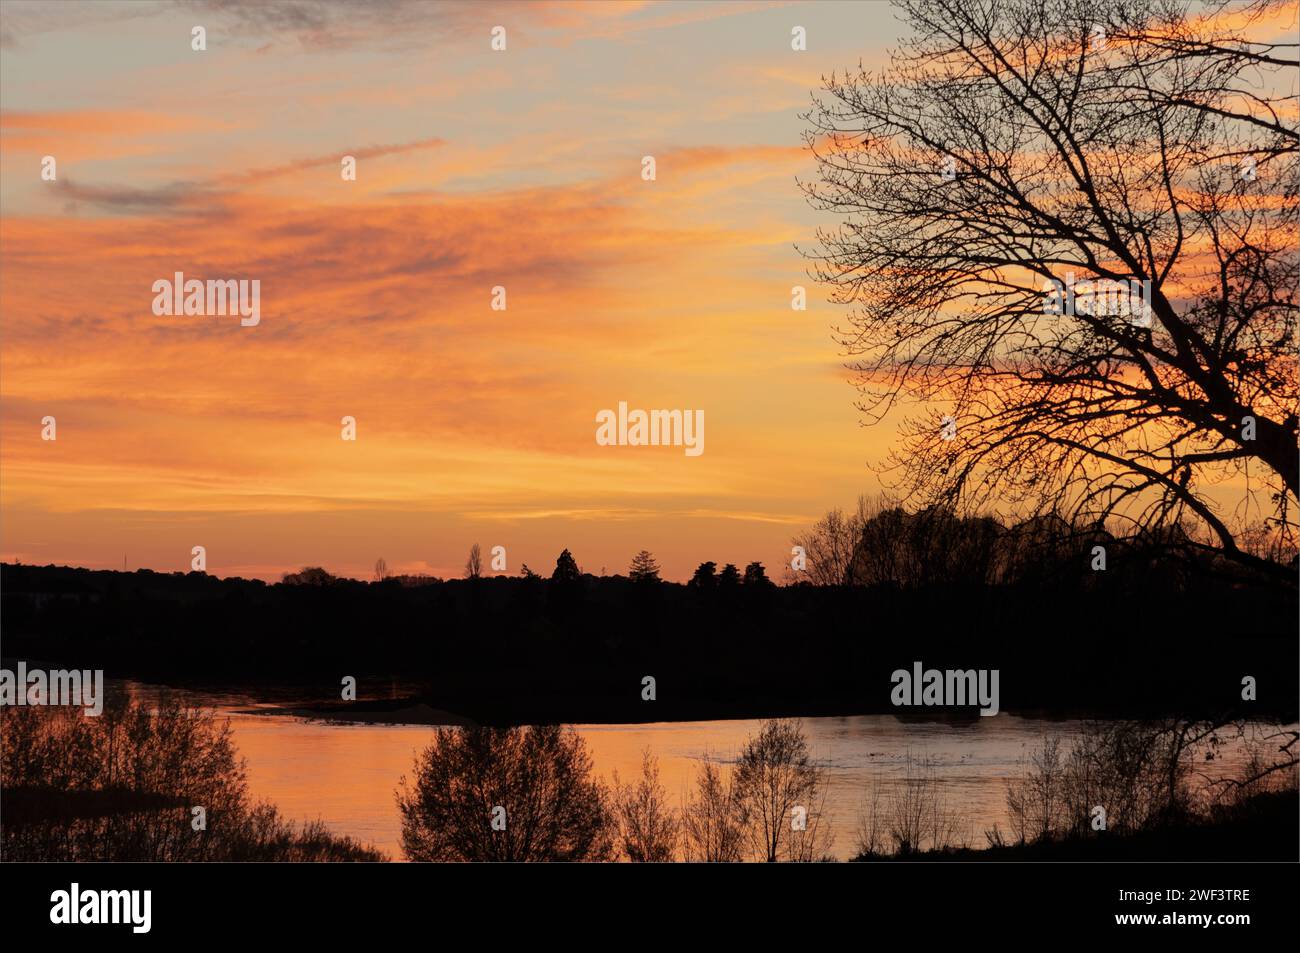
top-left (119, 682), bottom-right (1275, 860)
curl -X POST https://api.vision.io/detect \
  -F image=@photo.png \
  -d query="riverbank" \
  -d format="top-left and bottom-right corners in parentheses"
top-left (4, 562), bottom-right (1296, 727)
top-left (858, 790), bottom-right (1298, 862)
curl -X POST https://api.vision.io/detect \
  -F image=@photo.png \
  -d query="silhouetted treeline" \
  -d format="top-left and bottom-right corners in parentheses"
top-left (793, 498), bottom-right (1297, 589)
top-left (397, 719), bottom-right (833, 862)
top-left (2, 533), bottom-right (1294, 724)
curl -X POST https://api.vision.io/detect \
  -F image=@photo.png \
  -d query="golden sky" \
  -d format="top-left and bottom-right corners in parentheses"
top-left (1, 1), bottom-right (903, 581)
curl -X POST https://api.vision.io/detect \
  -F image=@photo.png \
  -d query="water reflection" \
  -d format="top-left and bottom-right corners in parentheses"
top-left (118, 682), bottom-right (1272, 860)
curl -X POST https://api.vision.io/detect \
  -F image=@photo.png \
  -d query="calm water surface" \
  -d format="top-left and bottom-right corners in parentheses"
top-left (120, 683), bottom-right (1271, 860)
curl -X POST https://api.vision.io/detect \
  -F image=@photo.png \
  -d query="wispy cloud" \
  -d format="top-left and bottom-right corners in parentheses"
top-left (0, 0), bottom-right (895, 579)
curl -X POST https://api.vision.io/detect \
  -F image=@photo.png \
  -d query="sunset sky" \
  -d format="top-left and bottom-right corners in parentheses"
top-left (1, 1), bottom-right (909, 581)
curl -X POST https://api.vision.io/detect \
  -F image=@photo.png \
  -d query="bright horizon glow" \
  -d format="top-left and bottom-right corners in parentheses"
top-left (1, 1), bottom-right (1289, 582)
top-left (0, 1), bottom-right (904, 581)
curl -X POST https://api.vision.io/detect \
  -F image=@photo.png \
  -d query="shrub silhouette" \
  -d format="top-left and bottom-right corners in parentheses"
top-left (397, 724), bottom-right (612, 861)
top-left (611, 749), bottom-right (678, 862)
top-left (1, 695), bottom-right (382, 861)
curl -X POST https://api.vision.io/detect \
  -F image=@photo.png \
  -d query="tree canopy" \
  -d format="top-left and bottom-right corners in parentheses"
top-left (803, 0), bottom-right (1298, 580)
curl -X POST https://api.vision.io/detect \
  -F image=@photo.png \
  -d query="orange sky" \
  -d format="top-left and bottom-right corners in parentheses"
top-left (4, 0), bottom-right (1291, 582)
top-left (1, 1), bottom-right (903, 581)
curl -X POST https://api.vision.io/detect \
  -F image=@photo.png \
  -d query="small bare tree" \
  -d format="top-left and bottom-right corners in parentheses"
top-left (790, 506), bottom-right (862, 585)
top-left (374, 557), bottom-right (389, 582)
top-left (896, 755), bottom-right (966, 854)
top-left (732, 719), bottom-right (831, 862)
top-left (464, 543), bottom-right (482, 579)
top-left (854, 775), bottom-right (888, 858)
top-left (680, 757), bottom-right (744, 862)
top-left (1005, 735), bottom-right (1068, 844)
top-left (611, 749), bottom-right (679, 862)
top-left (785, 783), bottom-right (836, 862)
top-left (858, 754), bottom-right (966, 856)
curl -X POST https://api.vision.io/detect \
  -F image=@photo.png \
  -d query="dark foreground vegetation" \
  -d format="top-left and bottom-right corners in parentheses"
top-left (3, 701), bottom-right (1291, 862)
top-left (917, 791), bottom-right (1297, 861)
top-left (396, 718), bottom-right (835, 861)
top-left (0, 696), bottom-right (383, 861)
top-left (2, 507), bottom-right (1295, 725)
top-left (396, 716), bottom-right (1295, 862)
top-left (853, 719), bottom-right (1298, 862)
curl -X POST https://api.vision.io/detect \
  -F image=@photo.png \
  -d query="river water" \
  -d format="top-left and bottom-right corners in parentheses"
top-left (119, 682), bottom-right (1276, 860)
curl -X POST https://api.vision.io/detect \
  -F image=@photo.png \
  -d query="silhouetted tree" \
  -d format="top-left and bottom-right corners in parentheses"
top-left (396, 725), bottom-right (612, 862)
top-left (742, 562), bottom-right (772, 586)
top-left (842, 498), bottom-right (912, 586)
top-left (718, 563), bottom-right (740, 588)
top-left (611, 749), bottom-right (679, 862)
top-left (464, 544), bottom-right (482, 579)
top-left (628, 550), bottom-right (661, 583)
top-left (732, 719), bottom-right (830, 862)
top-left (374, 558), bottom-right (389, 582)
top-left (681, 757), bottom-right (744, 862)
top-left (281, 566), bottom-right (338, 586)
top-left (791, 505), bottom-right (864, 585)
top-left (846, 506), bottom-right (1005, 588)
top-left (551, 548), bottom-right (581, 582)
top-left (689, 561), bottom-right (718, 589)
top-left (804, 0), bottom-right (1298, 581)
top-left (1106, 0), bottom-right (1298, 156)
